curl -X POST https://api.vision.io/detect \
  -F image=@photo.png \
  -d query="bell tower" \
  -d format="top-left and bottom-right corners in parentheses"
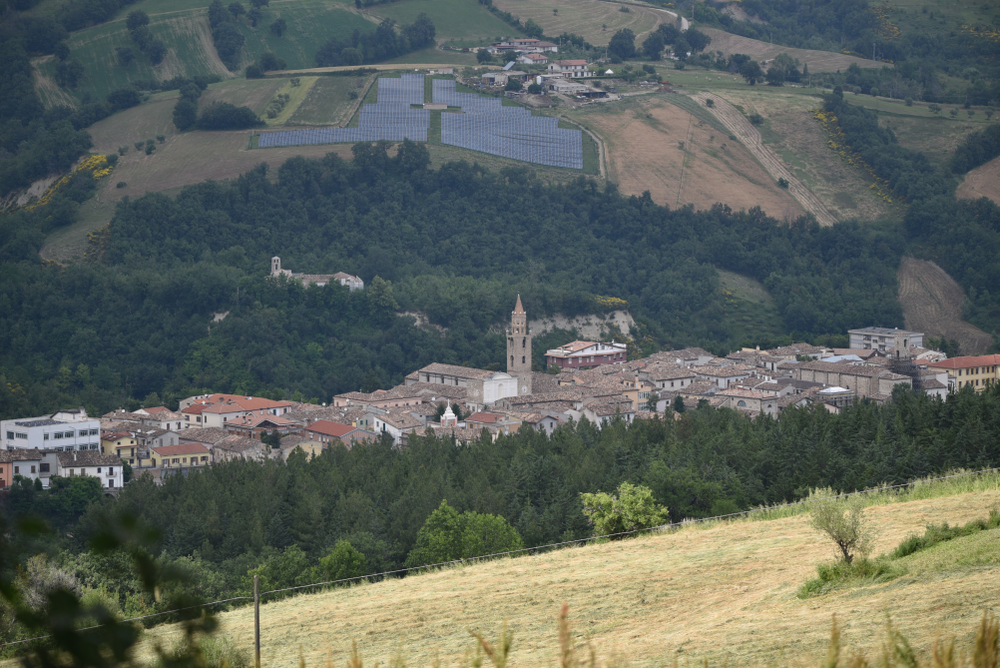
top-left (507, 295), bottom-right (532, 396)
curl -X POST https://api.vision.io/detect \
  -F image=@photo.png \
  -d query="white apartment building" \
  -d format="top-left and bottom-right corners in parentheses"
top-left (2, 408), bottom-right (101, 452)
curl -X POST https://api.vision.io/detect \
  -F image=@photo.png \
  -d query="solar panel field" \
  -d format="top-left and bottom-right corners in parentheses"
top-left (255, 74), bottom-right (582, 169)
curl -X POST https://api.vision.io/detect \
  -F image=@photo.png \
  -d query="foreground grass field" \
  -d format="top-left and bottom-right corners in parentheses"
top-left (135, 478), bottom-right (1000, 667)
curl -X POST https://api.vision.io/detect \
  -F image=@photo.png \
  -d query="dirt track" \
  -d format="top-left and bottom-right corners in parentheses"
top-left (691, 91), bottom-right (837, 226)
top-left (897, 257), bottom-right (993, 355)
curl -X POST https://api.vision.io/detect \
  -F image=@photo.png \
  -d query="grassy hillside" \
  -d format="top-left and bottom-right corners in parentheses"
top-left (365, 0), bottom-right (513, 41)
top-left (135, 481), bottom-right (1000, 667)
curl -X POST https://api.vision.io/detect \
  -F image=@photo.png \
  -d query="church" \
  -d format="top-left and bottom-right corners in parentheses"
top-left (405, 296), bottom-right (533, 409)
top-left (270, 256), bottom-right (364, 291)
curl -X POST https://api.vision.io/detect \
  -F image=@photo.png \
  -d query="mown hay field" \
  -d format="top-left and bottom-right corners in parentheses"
top-left (570, 94), bottom-right (803, 219)
top-left (957, 155), bottom-right (1000, 207)
top-left (136, 487), bottom-right (1000, 667)
top-left (699, 28), bottom-right (893, 74)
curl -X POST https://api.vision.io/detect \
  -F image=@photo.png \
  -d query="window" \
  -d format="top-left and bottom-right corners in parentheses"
top-left (90, 429), bottom-right (99, 436)
top-left (108, 467), bottom-right (114, 475)
top-left (5, 431), bottom-right (11, 440)
top-left (40, 463), bottom-right (50, 473)
top-left (43, 433), bottom-right (49, 441)
top-left (54, 432), bottom-right (63, 440)
top-left (13, 466), bottom-right (19, 474)
top-left (108, 479), bottom-right (115, 488)
top-left (15, 432), bottom-right (26, 439)
top-left (30, 465), bottom-right (35, 474)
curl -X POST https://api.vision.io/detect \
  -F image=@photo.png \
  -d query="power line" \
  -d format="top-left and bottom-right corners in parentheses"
top-left (1, 465), bottom-right (997, 650)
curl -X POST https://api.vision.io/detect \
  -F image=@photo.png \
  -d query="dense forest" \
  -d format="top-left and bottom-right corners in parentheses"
top-left (1, 382), bottom-right (998, 649)
top-left (1, 135), bottom-right (913, 416)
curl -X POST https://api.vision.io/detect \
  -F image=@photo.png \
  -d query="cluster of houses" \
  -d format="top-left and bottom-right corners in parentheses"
top-left (2, 295), bottom-right (996, 490)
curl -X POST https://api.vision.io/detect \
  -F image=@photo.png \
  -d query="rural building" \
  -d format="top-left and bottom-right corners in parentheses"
top-left (142, 442), bottom-right (211, 474)
top-left (848, 327), bottom-right (924, 352)
top-left (0, 449), bottom-right (55, 489)
top-left (223, 414), bottom-right (300, 440)
top-left (2, 408), bottom-right (101, 452)
top-left (134, 407), bottom-right (185, 431)
top-left (927, 354), bottom-right (1000, 392)
top-left (793, 361), bottom-right (912, 402)
top-left (270, 256), bottom-right (364, 290)
top-left (101, 431), bottom-right (138, 464)
top-left (547, 60), bottom-right (592, 78)
top-left (518, 53), bottom-right (549, 65)
top-left (716, 387), bottom-right (778, 417)
top-left (55, 451), bottom-right (123, 490)
top-left (179, 393), bottom-right (293, 429)
top-left (545, 341), bottom-right (627, 369)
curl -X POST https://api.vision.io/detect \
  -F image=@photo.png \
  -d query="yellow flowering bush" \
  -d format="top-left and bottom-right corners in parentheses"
top-left (24, 154), bottom-right (114, 212)
top-left (813, 109), bottom-right (903, 209)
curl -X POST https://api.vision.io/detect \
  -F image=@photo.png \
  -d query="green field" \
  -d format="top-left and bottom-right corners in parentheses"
top-left (32, 1), bottom-right (373, 103)
top-left (35, 12), bottom-right (230, 102)
top-left (286, 75), bottom-right (370, 126)
top-left (366, 0), bottom-right (516, 40)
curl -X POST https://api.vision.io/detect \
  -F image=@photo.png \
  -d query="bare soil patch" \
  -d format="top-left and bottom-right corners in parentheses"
top-left (138, 489), bottom-right (1000, 668)
top-left (897, 257), bottom-right (993, 355)
top-left (700, 28), bottom-right (889, 74)
top-left (578, 95), bottom-right (802, 219)
top-left (956, 155), bottom-right (1000, 206)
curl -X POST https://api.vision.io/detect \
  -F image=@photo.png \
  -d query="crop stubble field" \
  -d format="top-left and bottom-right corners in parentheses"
top-left (699, 28), bottom-right (892, 74)
top-left (573, 94), bottom-right (803, 219)
top-left (896, 257), bottom-right (993, 355)
top-left (957, 156), bottom-right (1000, 206)
top-left (137, 488), bottom-right (1000, 667)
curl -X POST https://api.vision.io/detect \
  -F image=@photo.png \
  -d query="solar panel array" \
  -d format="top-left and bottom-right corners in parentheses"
top-left (258, 74), bottom-right (429, 147)
top-left (434, 80), bottom-right (583, 170)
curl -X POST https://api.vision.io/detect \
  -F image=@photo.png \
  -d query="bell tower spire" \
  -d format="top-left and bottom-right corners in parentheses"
top-left (507, 295), bottom-right (532, 396)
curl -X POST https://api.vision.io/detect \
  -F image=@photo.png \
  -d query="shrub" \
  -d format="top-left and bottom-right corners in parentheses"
top-left (156, 134), bottom-right (165, 143)
top-left (404, 500), bottom-right (524, 568)
top-left (117, 146), bottom-right (128, 155)
top-left (116, 181), bottom-right (127, 188)
top-left (798, 557), bottom-right (906, 598)
top-left (777, 177), bottom-right (789, 188)
top-left (705, 98), bottom-right (714, 107)
top-left (197, 102), bottom-right (265, 130)
top-left (105, 153), bottom-right (118, 166)
top-left (808, 495), bottom-right (872, 564)
top-left (905, 97), bottom-right (913, 106)
top-left (580, 482), bottom-right (669, 538)
top-left (144, 143), bottom-right (155, 155)
top-left (133, 141), bottom-right (144, 150)
top-left (748, 112), bottom-right (763, 125)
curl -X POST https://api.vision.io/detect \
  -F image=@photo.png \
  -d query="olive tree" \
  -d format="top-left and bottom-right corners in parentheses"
top-left (808, 495), bottom-right (873, 564)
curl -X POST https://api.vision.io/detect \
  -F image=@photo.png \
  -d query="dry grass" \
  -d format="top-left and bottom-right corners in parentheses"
top-left (286, 76), bottom-right (371, 127)
top-left (710, 88), bottom-right (896, 223)
top-left (136, 488), bottom-right (1000, 668)
top-left (198, 79), bottom-right (287, 116)
top-left (957, 155), bottom-right (1000, 207)
top-left (897, 257), bottom-right (993, 355)
top-left (699, 28), bottom-right (890, 74)
top-left (574, 93), bottom-right (803, 219)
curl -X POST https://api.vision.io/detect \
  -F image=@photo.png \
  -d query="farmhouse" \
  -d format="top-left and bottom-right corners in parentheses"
top-left (518, 53), bottom-right (549, 65)
top-left (547, 60), bottom-right (592, 78)
top-left (55, 450), bottom-right (123, 490)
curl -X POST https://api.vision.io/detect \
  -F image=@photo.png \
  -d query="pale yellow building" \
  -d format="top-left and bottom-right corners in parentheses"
top-left (927, 354), bottom-right (1000, 392)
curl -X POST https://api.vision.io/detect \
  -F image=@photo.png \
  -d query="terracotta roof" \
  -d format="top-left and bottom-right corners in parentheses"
top-left (553, 59), bottom-right (588, 66)
top-left (927, 354), bottom-right (1000, 370)
top-left (466, 412), bottom-right (503, 424)
top-left (306, 420), bottom-right (355, 438)
top-left (185, 394), bottom-right (292, 413)
top-left (102, 431), bottom-right (134, 442)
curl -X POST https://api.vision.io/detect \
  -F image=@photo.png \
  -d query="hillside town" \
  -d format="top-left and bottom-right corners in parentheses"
top-left (2, 296), bottom-right (996, 490)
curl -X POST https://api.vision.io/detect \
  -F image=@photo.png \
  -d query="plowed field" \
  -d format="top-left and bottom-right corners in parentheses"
top-left (897, 257), bottom-right (993, 355)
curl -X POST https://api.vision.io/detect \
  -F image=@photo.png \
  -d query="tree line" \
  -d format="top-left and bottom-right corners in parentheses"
top-left (315, 14), bottom-right (435, 67)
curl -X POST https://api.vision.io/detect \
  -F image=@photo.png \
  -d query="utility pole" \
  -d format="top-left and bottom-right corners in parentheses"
top-left (254, 574), bottom-right (261, 668)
